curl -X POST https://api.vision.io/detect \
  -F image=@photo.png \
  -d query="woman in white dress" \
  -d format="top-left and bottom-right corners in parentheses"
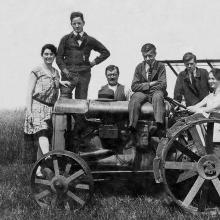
top-left (24, 44), bottom-right (70, 169)
top-left (187, 68), bottom-right (220, 114)
top-left (187, 68), bottom-right (220, 142)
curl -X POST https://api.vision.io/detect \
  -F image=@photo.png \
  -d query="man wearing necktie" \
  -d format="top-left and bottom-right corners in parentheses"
top-left (174, 52), bottom-right (211, 106)
top-left (56, 11), bottom-right (110, 99)
top-left (128, 43), bottom-right (167, 141)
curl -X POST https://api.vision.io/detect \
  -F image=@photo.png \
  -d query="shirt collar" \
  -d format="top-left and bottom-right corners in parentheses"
top-left (143, 60), bottom-right (156, 69)
top-left (72, 31), bottom-right (84, 37)
top-left (185, 67), bottom-right (200, 78)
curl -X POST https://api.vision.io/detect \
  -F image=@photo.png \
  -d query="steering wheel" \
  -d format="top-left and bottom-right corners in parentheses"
top-left (165, 97), bottom-right (187, 110)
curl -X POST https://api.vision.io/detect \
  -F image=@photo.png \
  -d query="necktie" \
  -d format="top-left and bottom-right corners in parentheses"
top-left (75, 34), bottom-right (81, 41)
top-left (191, 72), bottom-right (195, 85)
top-left (190, 72), bottom-right (199, 94)
top-left (148, 66), bottom-right (152, 82)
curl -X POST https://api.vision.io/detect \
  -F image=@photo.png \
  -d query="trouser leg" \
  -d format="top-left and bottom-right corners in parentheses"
top-left (75, 71), bottom-right (91, 99)
top-left (151, 90), bottom-right (165, 124)
top-left (60, 71), bottom-right (79, 99)
top-left (128, 92), bottom-right (148, 128)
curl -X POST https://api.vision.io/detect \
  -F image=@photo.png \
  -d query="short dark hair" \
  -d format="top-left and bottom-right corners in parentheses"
top-left (70, 11), bottom-right (85, 23)
top-left (210, 68), bottom-right (220, 81)
top-left (141, 43), bottom-right (156, 53)
top-left (183, 52), bottom-right (197, 63)
top-left (41, 44), bottom-right (57, 56)
top-left (105, 65), bottom-right (120, 75)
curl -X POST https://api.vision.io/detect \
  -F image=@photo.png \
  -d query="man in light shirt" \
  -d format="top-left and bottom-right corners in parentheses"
top-left (174, 52), bottom-right (211, 106)
top-left (98, 65), bottom-right (131, 101)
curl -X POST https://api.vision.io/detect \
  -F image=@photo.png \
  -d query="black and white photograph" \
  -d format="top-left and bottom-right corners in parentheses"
top-left (1, 0), bottom-right (220, 219)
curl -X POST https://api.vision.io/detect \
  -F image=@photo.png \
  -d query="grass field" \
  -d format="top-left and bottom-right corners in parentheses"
top-left (0, 109), bottom-right (25, 164)
top-left (0, 109), bottom-right (218, 219)
top-left (1, 163), bottom-right (215, 220)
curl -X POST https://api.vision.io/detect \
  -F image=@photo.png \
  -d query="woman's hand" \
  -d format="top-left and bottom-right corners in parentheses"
top-left (195, 108), bottom-right (206, 114)
top-left (60, 81), bottom-right (71, 88)
top-left (187, 106), bottom-right (207, 114)
top-left (194, 107), bottom-right (210, 118)
top-left (187, 106), bottom-right (197, 112)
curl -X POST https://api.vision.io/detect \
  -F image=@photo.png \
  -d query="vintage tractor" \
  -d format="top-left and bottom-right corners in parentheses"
top-left (30, 60), bottom-right (220, 215)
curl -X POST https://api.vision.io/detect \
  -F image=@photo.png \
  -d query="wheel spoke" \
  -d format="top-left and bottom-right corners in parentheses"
top-left (66, 169), bottom-right (84, 184)
top-left (173, 140), bottom-right (200, 161)
top-left (75, 184), bottom-right (90, 190)
top-left (164, 161), bottom-right (197, 170)
top-left (212, 178), bottom-right (220, 197)
top-left (65, 163), bottom-right (72, 175)
top-left (35, 178), bottom-right (51, 186)
top-left (53, 159), bottom-right (59, 176)
top-left (198, 180), bottom-right (209, 212)
top-left (206, 122), bottom-right (214, 154)
top-left (67, 190), bottom-right (85, 206)
top-left (189, 126), bottom-right (206, 155)
top-left (182, 176), bottom-right (205, 207)
top-left (35, 189), bottom-right (51, 200)
top-left (177, 171), bottom-right (198, 183)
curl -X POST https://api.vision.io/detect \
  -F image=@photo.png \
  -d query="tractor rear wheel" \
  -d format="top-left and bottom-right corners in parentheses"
top-left (155, 113), bottom-right (220, 216)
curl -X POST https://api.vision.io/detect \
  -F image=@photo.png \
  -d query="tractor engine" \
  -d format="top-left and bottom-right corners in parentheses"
top-left (88, 100), bottom-right (157, 151)
top-left (53, 99), bottom-right (169, 152)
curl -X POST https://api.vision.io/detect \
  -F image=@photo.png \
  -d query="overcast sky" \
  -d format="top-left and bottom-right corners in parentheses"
top-left (1, 0), bottom-right (220, 109)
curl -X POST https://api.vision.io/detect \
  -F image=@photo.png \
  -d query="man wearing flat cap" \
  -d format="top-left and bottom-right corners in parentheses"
top-left (128, 43), bottom-right (167, 140)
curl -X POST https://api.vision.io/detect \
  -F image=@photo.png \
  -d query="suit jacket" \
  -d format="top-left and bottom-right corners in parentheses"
top-left (56, 32), bottom-right (110, 73)
top-left (131, 60), bottom-right (167, 95)
top-left (174, 68), bottom-right (211, 106)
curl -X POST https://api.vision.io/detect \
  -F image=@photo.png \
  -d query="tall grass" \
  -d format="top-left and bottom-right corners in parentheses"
top-left (0, 109), bottom-right (219, 219)
top-left (0, 163), bottom-right (214, 220)
top-left (0, 108), bottom-right (25, 164)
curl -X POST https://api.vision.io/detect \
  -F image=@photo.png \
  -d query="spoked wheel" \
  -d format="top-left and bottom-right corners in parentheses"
top-left (30, 150), bottom-right (94, 211)
top-left (159, 114), bottom-right (220, 215)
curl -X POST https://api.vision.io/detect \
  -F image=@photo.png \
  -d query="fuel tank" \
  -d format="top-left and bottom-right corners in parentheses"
top-left (54, 98), bottom-right (155, 118)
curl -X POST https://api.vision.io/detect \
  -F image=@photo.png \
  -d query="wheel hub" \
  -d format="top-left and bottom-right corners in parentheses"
top-left (197, 155), bottom-right (220, 180)
top-left (51, 176), bottom-right (68, 193)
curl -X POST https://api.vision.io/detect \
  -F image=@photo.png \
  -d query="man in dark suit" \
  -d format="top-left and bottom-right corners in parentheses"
top-left (128, 43), bottom-right (167, 138)
top-left (56, 11), bottom-right (110, 99)
top-left (98, 65), bottom-right (131, 101)
top-left (174, 52), bottom-right (211, 106)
